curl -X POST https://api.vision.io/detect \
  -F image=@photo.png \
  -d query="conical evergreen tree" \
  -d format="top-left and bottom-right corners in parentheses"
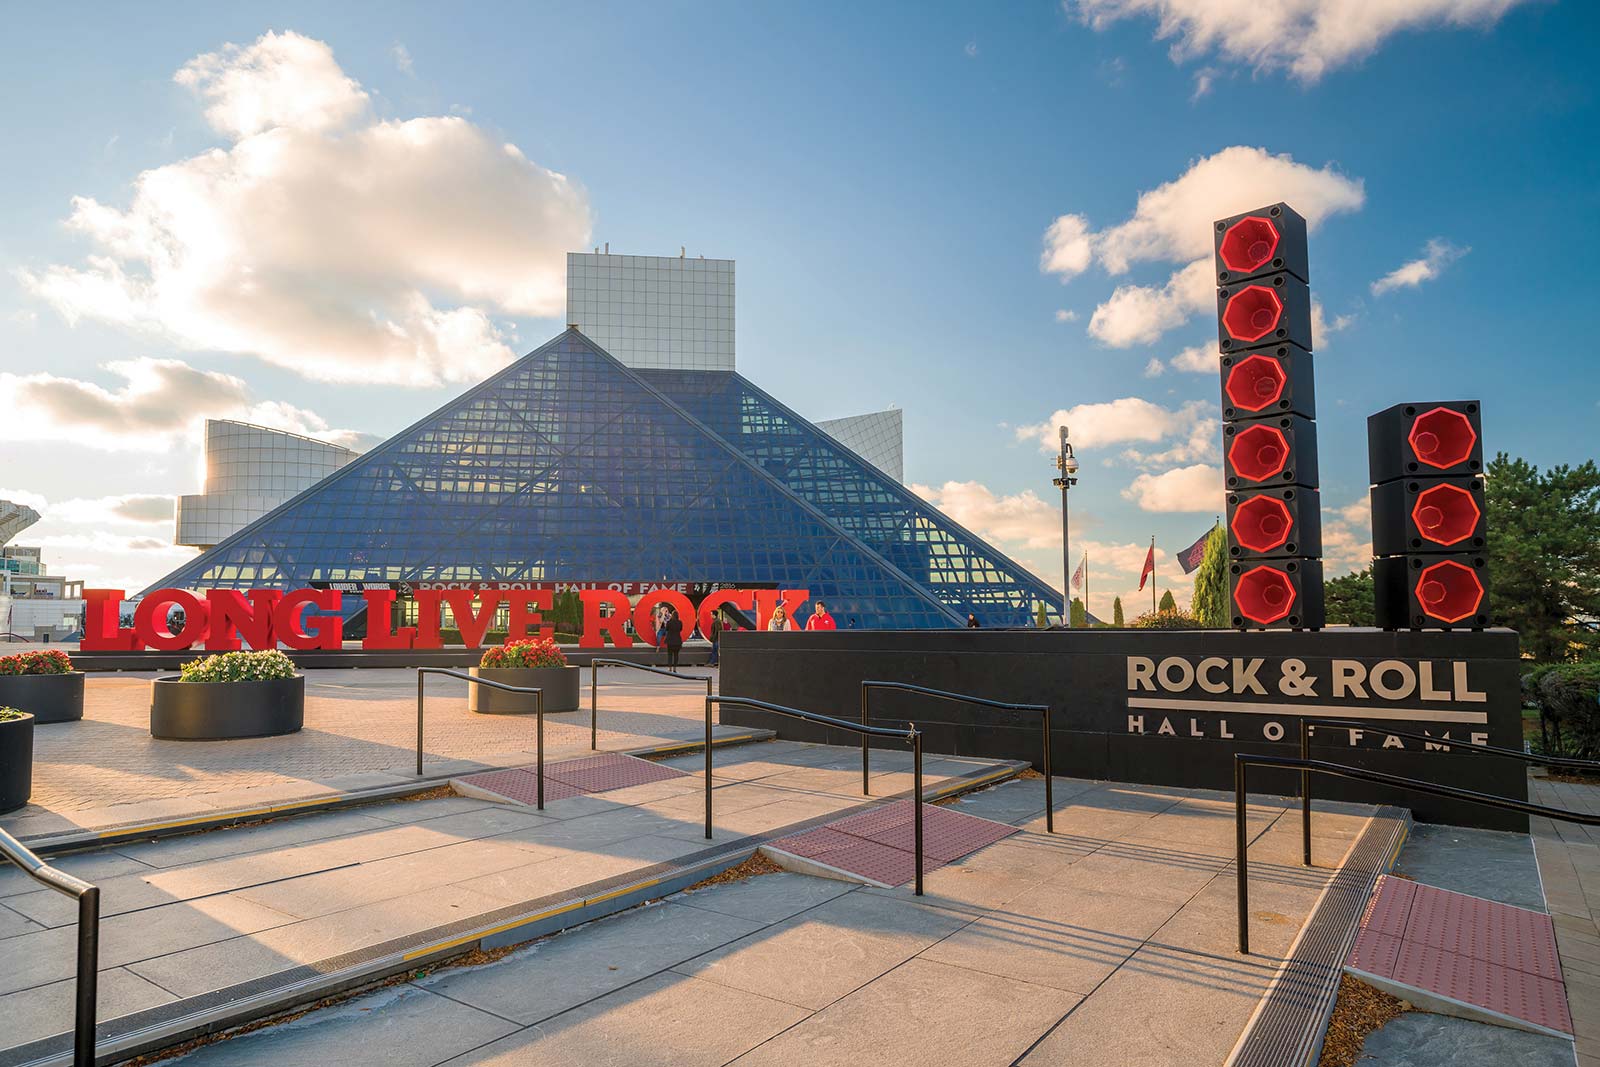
top-left (1158, 589), bottom-right (1177, 613)
top-left (1112, 596), bottom-right (1125, 627)
top-left (1070, 597), bottom-right (1087, 627)
top-left (1191, 524), bottom-right (1229, 627)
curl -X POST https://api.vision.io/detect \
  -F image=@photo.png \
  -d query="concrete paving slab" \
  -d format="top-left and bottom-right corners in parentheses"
top-left (920, 884), bottom-right (1179, 994)
top-left (164, 984), bottom-right (521, 1067)
top-left (1396, 823), bottom-right (1547, 911)
top-left (729, 957), bottom-right (1078, 1067)
top-left (125, 884), bottom-right (506, 999)
top-left (1044, 840), bottom-right (1230, 904)
top-left (360, 796), bottom-right (496, 825)
top-left (0, 901), bottom-right (46, 939)
top-left (118, 808), bottom-right (397, 868)
top-left (423, 900), bottom-right (765, 1025)
top-left (1020, 941), bottom-right (1277, 1067)
top-left (435, 970), bottom-right (808, 1067)
top-left (0, 892), bottom-right (296, 996)
top-left (671, 871), bottom-right (852, 924)
top-left (0, 966), bottom-right (177, 1049)
top-left (0, 851), bottom-right (155, 899)
top-left (673, 888), bottom-right (970, 1010)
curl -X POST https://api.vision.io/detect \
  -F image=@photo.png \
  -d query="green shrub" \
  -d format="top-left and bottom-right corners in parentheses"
top-left (180, 649), bottom-right (298, 683)
top-left (0, 706), bottom-right (26, 722)
top-left (1132, 609), bottom-right (1203, 630)
top-left (480, 637), bottom-right (567, 669)
top-left (0, 650), bottom-right (74, 675)
top-left (1535, 662), bottom-right (1600, 761)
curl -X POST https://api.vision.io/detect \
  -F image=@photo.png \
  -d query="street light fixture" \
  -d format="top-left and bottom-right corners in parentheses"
top-left (1052, 426), bottom-right (1078, 627)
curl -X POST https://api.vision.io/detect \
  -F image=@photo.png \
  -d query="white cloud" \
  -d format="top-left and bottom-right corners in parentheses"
top-left (1069, 0), bottom-right (1534, 84)
top-left (1190, 67), bottom-right (1219, 100)
top-left (1311, 300), bottom-right (1356, 343)
top-left (1169, 340), bottom-right (1215, 373)
top-left (175, 30), bottom-right (369, 139)
top-left (1015, 397), bottom-right (1210, 453)
top-left (0, 486), bottom-right (196, 593)
top-left (1054, 308), bottom-right (1079, 323)
top-left (1371, 238), bottom-right (1470, 295)
top-left (965, 41), bottom-right (980, 57)
top-left (391, 42), bottom-right (415, 75)
top-left (1122, 463), bottom-right (1224, 512)
top-left (1142, 357), bottom-right (1165, 378)
top-left (1323, 495), bottom-right (1374, 575)
top-left (910, 481), bottom-right (1064, 552)
top-left (20, 30), bottom-right (592, 387)
top-left (1088, 257), bottom-right (1213, 347)
top-left (0, 357), bottom-right (370, 452)
top-left (1041, 146), bottom-right (1364, 347)
top-left (1041, 214), bottom-right (1094, 279)
top-left (1121, 412), bottom-right (1218, 467)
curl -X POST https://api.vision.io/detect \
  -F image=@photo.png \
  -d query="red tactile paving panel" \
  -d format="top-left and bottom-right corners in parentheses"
top-left (545, 754), bottom-right (689, 793)
top-left (827, 801), bottom-right (917, 839)
top-left (461, 767), bottom-right (586, 804)
top-left (1389, 941), bottom-right (1573, 1034)
top-left (1360, 875), bottom-right (1416, 939)
top-left (769, 802), bottom-right (1017, 887)
top-left (1345, 877), bottom-right (1573, 1035)
top-left (849, 803), bottom-right (1019, 862)
top-left (1347, 928), bottom-right (1403, 977)
top-left (1401, 883), bottom-right (1562, 981)
top-left (768, 826), bottom-right (918, 887)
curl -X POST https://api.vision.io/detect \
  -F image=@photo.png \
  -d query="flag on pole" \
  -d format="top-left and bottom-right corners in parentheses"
top-left (1138, 540), bottom-right (1156, 591)
top-left (1177, 522), bottom-right (1218, 575)
top-left (1071, 554), bottom-right (1086, 592)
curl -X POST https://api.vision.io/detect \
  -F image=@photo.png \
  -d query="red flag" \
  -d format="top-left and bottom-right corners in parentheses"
top-left (1070, 554), bottom-right (1086, 592)
top-left (1138, 542), bottom-right (1156, 591)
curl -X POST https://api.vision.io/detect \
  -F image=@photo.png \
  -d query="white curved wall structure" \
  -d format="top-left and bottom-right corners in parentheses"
top-left (175, 420), bottom-right (360, 549)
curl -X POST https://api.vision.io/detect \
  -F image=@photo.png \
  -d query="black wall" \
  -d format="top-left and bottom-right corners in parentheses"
top-left (718, 627), bottom-right (1527, 830)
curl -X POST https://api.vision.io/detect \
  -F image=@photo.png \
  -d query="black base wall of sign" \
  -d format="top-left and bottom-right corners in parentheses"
top-left (717, 627), bottom-right (1527, 831)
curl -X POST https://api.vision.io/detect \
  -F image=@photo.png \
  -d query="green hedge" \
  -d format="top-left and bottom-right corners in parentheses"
top-left (1532, 662), bottom-right (1600, 761)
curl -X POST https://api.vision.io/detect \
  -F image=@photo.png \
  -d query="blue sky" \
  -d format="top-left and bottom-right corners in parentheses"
top-left (1, 1), bottom-right (1595, 609)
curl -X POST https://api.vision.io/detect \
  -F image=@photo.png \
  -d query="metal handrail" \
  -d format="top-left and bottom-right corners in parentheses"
top-left (1295, 717), bottom-right (1600, 866)
top-left (416, 667), bottom-right (545, 807)
top-left (0, 827), bottom-right (98, 1066)
top-left (862, 681), bottom-right (1055, 833)
top-left (706, 695), bottom-right (926, 895)
top-left (590, 659), bottom-right (713, 751)
top-left (1233, 752), bottom-right (1600, 954)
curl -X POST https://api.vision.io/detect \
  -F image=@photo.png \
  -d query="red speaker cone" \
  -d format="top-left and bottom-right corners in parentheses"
top-left (1223, 354), bottom-right (1287, 413)
top-left (1218, 216), bottom-right (1280, 276)
top-left (1233, 564), bottom-right (1298, 624)
top-left (1228, 423), bottom-right (1290, 483)
top-left (1413, 559), bottom-right (1485, 623)
top-left (1221, 285), bottom-right (1283, 344)
top-left (1408, 407), bottom-right (1478, 470)
top-left (1410, 483), bottom-right (1482, 547)
top-left (1231, 494), bottom-right (1294, 553)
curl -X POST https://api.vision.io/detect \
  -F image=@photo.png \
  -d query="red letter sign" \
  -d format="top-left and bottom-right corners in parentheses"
top-left (205, 589), bottom-right (282, 651)
top-left (361, 589), bottom-right (415, 649)
top-left (134, 589), bottom-right (210, 651)
top-left (273, 589), bottom-right (343, 650)
top-left (579, 589), bottom-right (633, 648)
top-left (82, 589), bottom-right (139, 651)
top-left (506, 589), bottom-right (554, 642)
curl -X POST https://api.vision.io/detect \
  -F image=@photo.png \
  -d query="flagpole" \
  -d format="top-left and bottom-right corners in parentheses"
top-left (1150, 536), bottom-right (1157, 614)
top-left (1085, 550), bottom-right (1090, 624)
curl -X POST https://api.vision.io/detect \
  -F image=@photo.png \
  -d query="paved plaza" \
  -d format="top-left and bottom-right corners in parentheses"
top-left (7, 668), bottom-right (726, 838)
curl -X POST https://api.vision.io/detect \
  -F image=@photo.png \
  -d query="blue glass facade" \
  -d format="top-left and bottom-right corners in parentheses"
top-left (144, 329), bottom-right (1061, 628)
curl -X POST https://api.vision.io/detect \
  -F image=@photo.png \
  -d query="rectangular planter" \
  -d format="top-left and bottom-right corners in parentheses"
top-left (150, 675), bottom-right (305, 740)
top-left (469, 666), bottom-right (581, 713)
top-left (0, 672), bottom-right (84, 724)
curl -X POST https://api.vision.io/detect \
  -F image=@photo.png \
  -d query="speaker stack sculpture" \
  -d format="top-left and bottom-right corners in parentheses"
top-left (1368, 402), bottom-right (1490, 629)
top-left (1214, 203), bottom-right (1325, 630)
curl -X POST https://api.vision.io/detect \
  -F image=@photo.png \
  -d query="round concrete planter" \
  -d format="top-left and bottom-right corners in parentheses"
top-left (468, 666), bottom-right (580, 714)
top-left (150, 675), bottom-right (305, 740)
top-left (0, 672), bottom-right (85, 724)
top-left (0, 711), bottom-right (33, 813)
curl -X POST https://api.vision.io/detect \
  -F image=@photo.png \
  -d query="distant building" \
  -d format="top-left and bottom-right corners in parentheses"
top-left (1, 501), bottom-right (83, 642)
top-left (175, 420), bottom-right (361, 550)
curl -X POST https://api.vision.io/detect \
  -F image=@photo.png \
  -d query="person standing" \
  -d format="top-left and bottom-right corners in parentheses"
top-left (805, 601), bottom-right (837, 631)
top-left (662, 606), bottom-right (685, 672)
top-left (766, 606), bottom-right (789, 631)
top-left (707, 611), bottom-right (723, 667)
top-left (966, 613), bottom-right (980, 628)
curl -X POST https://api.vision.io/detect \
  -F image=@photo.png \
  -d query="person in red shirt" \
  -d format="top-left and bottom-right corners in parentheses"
top-left (805, 601), bottom-right (838, 631)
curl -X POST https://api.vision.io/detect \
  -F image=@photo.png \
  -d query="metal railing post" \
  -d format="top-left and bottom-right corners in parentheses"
top-left (415, 669), bottom-right (425, 776)
top-left (75, 887), bottom-right (99, 1067)
top-left (861, 684), bottom-right (871, 796)
top-left (536, 688), bottom-right (545, 810)
top-left (912, 730), bottom-right (924, 897)
top-left (704, 693), bottom-right (714, 840)
top-left (1301, 721), bottom-right (1312, 867)
top-left (1236, 756), bottom-right (1249, 956)
top-left (590, 664), bottom-right (598, 751)
top-left (1043, 706), bottom-right (1054, 835)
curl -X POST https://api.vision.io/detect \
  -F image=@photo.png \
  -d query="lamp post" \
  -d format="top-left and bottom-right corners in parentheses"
top-left (1052, 425), bottom-right (1079, 626)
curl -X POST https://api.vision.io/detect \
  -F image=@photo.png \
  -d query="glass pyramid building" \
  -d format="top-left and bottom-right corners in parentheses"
top-left (145, 329), bottom-right (1061, 628)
